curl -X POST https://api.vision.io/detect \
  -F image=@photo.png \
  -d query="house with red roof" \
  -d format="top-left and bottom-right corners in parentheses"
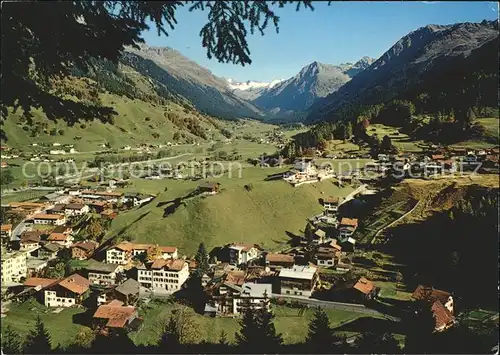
top-left (44, 274), bottom-right (91, 307)
top-left (71, 240), bottom-right (99, 260)
top-left (47, 232), bottom-right (74, 248)
top-left (412, 285), bottom-right (456, 332)
top-left (93, 299), bottom-right (140, 335)
top-left (331, 277), bottom-right (379, 303)
top-left (338, 217), bottom-right (359, 239)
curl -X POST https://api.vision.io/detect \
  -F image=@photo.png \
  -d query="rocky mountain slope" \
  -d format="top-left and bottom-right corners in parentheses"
top-left (307, 20), bottom-right (499, 122)
top-left (251, 57), bottom-right (374, 118)
top-left (123, 45), bottom-right (266, 120)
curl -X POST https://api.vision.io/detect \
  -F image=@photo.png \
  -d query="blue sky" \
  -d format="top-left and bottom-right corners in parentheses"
top-left (140, 1), bottom-right (498, 82)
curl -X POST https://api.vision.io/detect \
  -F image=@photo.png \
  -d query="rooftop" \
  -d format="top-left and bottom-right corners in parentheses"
top-left (412, 285), bottom-right (451, 305)
top-left (65, 203), bottom-right (86, 210)
top-left (340, 218), bottom-right (358, 228)
top-left (47, 233), bottom-right (68, 242)
top-left (93, 300), bottom-right (136, 328)
top-left (80, 190), bottom-right (123, 197)
top-left (26, 258), bottom-right (48, 268)
top-left (151, 258), bottom-right (186, 271)
top-left (57, 274), bottom-right (91, 294)
top-left (324, 196), bottom-right (340, 204)
top-left (49, 204), bottom-right (67, 212)
top-left (52, 226), bottom-right (72, 234)
top-left (24, 277), bottom-right (58, 289)
top-left (111, 241), bottom-right (177, 254)
top-left (72, 241), bottom-right (98, 252)
top-left (314, 229), bottom-right (326, 238)
top-left (353, 277), bottom-right (376, 295)
top-left (115, 279), bottom-right (140, 296)
top-left (198, 181), bottom-right (219, 189)
top-left (265, 253), bottom-right (294, 264)
top-left (20, 231), bottom-right (43, 243)
top-left (431, 300), bottom-right (455, 329)
top-left (278, 265), bottom-right (317, 280)
top-left (229, 243), bottom-right (257, 252)
top-left (41, 242), bottom-right (64, 252)
top-left (86, 261), bottom-right (121, 273)
top-left (32, 213), bottom-right (65, 220)
top-left (240, 282), bottom-right (272, 298)
top-left (1, 224), bottom-right (13, 231)
top-left (224, 270), bottom-right (246, 286)
top-left (41, 192), bottom-right (65, 201)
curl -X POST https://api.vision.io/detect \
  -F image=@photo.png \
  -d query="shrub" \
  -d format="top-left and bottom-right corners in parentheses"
top-left (58, 129), bottom-right (64, 135)
top-left (80, 123), bottom-right (87, 129)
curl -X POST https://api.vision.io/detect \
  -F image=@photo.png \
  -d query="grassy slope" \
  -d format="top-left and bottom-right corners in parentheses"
top-left (449, 117), bottom-right (499, 149)
top-left (109, 166), bottom-right (354, 255)
top-left (1, 298), bottom-right (87, 349)
top-left (131, 300), bottom-right (367, 346)
top-left (3, 93), bottom-right (225, 152)
top-left (366, 124), bottom-right (425, 152)
top-left (367, 118), bottom-right (499, 152)
top-left (2, 298), bottom-right (370, 349)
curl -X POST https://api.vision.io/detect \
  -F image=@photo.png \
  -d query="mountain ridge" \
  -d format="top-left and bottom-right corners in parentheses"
top-left (250, 57), bottom-right (375, 118)
top-left (123, 44), bottom-right (266, 120)
top-left (307, 20), bottom-right (499, 122)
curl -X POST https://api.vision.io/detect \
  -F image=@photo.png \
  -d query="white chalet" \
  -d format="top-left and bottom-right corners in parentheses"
top-left (136, 259), bottom-right (189, 293)
top-left (228, 243), bottom-right (260, 265)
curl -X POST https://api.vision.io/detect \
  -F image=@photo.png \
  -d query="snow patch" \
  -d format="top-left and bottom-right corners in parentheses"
top-left (226, 78), bottom-right (285, 91)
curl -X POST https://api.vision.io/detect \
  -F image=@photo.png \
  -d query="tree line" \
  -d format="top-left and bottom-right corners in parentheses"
top-left (89, 149), bottom-right (176, 167)
top-left (1, 305), bottom-right (404, 354)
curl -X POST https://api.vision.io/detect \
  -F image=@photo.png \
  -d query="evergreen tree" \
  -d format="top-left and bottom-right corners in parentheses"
top-left (465, 107), bottom-right (476, 129)
top-left (158, 307), bottom-right (198, 353)
top-left (24, 316), bottom-right (52, 354)
top-left (404, 305), bottom-right (437, 354)
top-left (343, 122), bottom-right (353, 141)
top-left (2, 325), bottom-right (21, 355)
top-left (159, 315), bottom-right (182, 353)
top-left (194, 242), bottom-right (209, 275)
top-left (381, 135), bottom-right (393, 152)
top-left (218, 330), bottom-right (229, 346)
top-left (235, 300), bottom-right (283, 353)
top-left (90, 332), bottom-right (137, 354)
top-left (305, 307), bottom-right (337, 353)
top-left (354, 332), bottom-right (401, 354)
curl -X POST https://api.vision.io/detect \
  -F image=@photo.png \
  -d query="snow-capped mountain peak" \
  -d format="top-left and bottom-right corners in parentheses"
top-left (226, 78), bottom-right (285, 91)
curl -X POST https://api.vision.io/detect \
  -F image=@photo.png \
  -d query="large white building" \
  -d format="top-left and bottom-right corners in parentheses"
top-left (278, 264), bottom-right (319, 298)
top-left (32, 214), bottom-right (66, 226)
top-left (293, 158), bottom-right (317, 178)
top-left (106, 242), bottom-right (178, 265)
top-left (233, 283), bottom-right (273, 315)
top-left (1, 249), bottom-right (27, 283)
top-left (136, 259), bottom-right (189, 293)
top-left (44, 274), bottom-right (91, 308)
top-left (64, 203), bottom-right (90, 217)
top-left (228, 244), bottom-right (260, 265)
